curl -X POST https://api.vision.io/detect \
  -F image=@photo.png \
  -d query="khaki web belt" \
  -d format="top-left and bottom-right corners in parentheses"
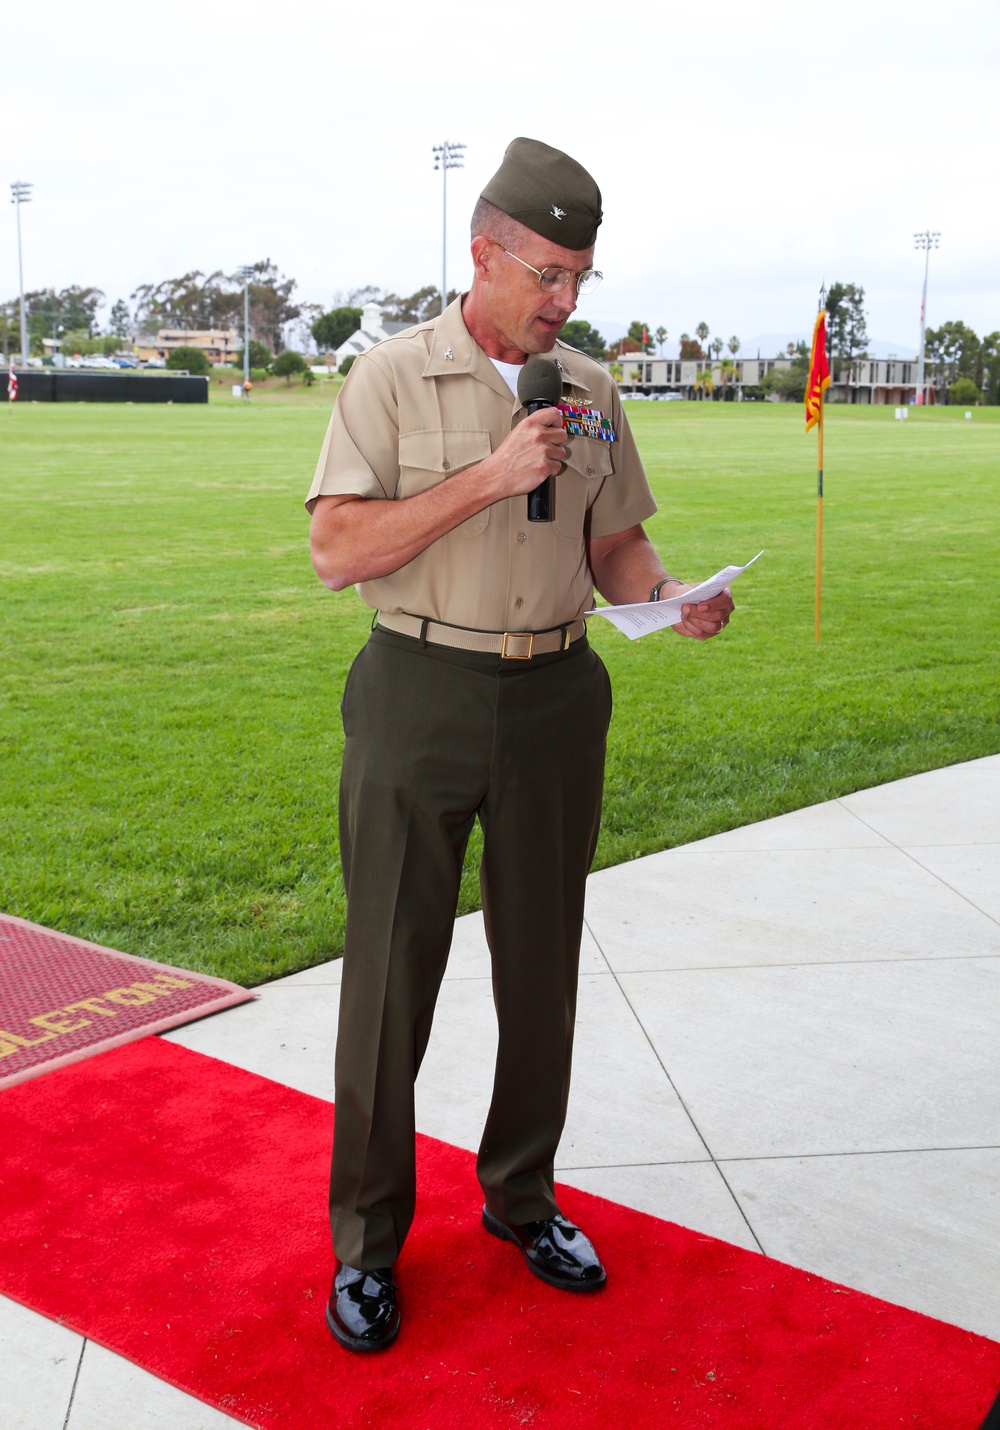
top-left (376, 612), bottom-right (586, 661)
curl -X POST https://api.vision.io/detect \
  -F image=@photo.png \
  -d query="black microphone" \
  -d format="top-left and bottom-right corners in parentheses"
top-left (517, 357), bottom-right (564, 522)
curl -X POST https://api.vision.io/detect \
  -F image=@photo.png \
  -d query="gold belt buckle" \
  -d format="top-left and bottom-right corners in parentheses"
top-left (500, 631), bottom-right (534, 661)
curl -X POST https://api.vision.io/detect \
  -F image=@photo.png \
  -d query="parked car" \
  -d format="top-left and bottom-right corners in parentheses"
top-left (115, 356), bottom-right (139, 369)
top-left (652, 392), bottom-right (685, 401)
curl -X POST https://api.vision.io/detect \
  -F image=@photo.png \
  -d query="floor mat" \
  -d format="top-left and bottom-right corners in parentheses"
top-left (0, 913), bottom-right (254, 1088)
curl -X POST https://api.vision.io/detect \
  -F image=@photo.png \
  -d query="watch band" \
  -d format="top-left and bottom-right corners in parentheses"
top-left (649, 577), bottom-right (683, 602)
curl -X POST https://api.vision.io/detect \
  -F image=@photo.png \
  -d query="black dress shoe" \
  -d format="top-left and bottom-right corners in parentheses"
top-left (482, 1205), bottom-right (607, 1291)
top-left (325, 1263), bottom-right (400, 1351)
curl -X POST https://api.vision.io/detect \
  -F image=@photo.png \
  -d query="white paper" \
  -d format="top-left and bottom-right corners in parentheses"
top-left (587, 551), bottom-right (763, 640)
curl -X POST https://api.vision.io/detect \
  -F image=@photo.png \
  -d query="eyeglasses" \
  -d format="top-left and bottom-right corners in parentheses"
top-left (488, 240), bottom-right (602, 296)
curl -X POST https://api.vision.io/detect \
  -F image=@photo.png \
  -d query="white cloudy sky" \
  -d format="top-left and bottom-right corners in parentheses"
top-left (5, 0), bottom-right (997, 354)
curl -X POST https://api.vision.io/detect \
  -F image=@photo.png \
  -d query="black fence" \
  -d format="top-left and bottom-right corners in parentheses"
top-left (3, 370), bottom-right (209, 403)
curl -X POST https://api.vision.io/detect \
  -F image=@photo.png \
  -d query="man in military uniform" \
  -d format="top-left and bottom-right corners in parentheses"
top-left (307, 137), bottom-right (734, 1351)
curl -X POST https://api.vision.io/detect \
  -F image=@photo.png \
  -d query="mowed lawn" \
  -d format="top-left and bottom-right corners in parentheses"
top-left (2, 398), bottom-right (997, 985)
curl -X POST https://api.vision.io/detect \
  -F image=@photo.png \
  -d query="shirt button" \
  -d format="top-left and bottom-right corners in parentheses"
top-left (442, 459), bottom-right (451, 471)
top-left (586, 464), bottom-right (595, 476)
top-left (515, 597), bottom-right (524, 608)
top-left (517, 532), bottom-right (526, 543)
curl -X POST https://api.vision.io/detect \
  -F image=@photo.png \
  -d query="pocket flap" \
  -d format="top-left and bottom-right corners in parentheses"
top-left (398, 428), bottom-right (492, 475)
top-left (564, 439), bottom-right (614, 481)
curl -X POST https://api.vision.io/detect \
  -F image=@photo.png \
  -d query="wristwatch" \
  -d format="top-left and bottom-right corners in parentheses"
top-left (649, 577), bottom-right (682, 602)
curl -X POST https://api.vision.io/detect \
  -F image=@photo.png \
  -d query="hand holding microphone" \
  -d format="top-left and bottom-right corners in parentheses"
top-left (517, 357), bottom-right (564, 522)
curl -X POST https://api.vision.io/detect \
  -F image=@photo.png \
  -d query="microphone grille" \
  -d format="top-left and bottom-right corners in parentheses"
top-left (517, 356), bottom-right (563, 407)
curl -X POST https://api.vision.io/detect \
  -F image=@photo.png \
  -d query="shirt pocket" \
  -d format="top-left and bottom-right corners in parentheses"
top-left (397, 429), bottom-right (493, 537)
top-left (553, 437), bottom-right (614, 541)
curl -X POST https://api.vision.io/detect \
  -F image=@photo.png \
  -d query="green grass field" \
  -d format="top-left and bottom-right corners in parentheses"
top-left (2, 398), bottom-right (997, 985)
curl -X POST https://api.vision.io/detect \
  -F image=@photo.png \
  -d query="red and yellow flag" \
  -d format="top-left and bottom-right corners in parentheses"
top-left (805, 310), bottom-right (830, 432)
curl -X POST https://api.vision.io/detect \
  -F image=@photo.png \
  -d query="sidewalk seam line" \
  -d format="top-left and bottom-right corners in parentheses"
top-left (61, 1337), bottom-right (87, 1430)
top-left (715, 1143), bottom-right (1000, 1163)
top-left (834, 798), bottom-right (1000, 930)
top-left (558, 1144), bottom-right (1000, 1169)
top-left (608, 951), bottom-right (1000, 975)
top-left (584, 917), bottom-right (766, 1256)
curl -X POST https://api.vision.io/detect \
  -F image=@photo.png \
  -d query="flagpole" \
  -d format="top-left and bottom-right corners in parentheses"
top-left (815, 389), bottom-right (824, 641)
top-left (805, 288), bottom-right (829, 644)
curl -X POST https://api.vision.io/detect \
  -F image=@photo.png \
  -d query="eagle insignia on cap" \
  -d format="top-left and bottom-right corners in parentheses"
top-left (480, 139), bottom-right (602, 248)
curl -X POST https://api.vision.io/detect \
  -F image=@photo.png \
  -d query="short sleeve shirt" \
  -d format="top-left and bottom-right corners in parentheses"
top-left (306, 297), bottom-right (657, 631)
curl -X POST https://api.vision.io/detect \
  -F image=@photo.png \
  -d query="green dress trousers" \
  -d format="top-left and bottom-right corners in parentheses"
top-left (331, 625), bottom-right (613, 1269)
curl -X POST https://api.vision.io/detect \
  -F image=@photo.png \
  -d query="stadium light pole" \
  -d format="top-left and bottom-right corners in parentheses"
top-left (10, 182), bottom-right (33, 366)
top-left (238, 265), bottom-right (254, 385)
top-left (914, 231), bottom-right (940, 406)
top-left (432, 141), bottom-right (465, 319)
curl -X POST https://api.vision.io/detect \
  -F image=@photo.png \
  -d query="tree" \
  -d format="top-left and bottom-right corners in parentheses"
top-left (381, 285), bottom-right (457, 324)
top-left (272, 349), bottom-right (309, 384)
top-left (48, 285), bottom-right (104, 332)
top-left (980, 331), bottom-right (1000, 405)
top-left (59, 330), bottom-right (89, 355)
top-left (759, 366), bottom-right (807, 401)
top-left (679, 333), bottom-right (704, 360)
top-left (825, 282), bottom-right (869, 402)
top-left (312, 306), bottom-right (362, 353)
top-left (294, 303), bottom-right (323, 355)
top-left (759, 345), bottom-right (810, 402)
top-left (108, 299), bottom-right (132, 339)
top-left (607, 337), bottom-right (643, 361)
top-left (949, 376), bottom-right (980, 406)
top-left (627, 321), bottom-right (654, 354)
top-left (924, 320), bottom-right (979, 385)
top-left (349, 287), bottom-right (382, 316)
top-left (23, 285), bottom-right (105, 353)
top-left (711, 337), bottom-right (724, 361)
top-left (695, 321), bottom-right (710, 355)
top-left (238, 259), bottom-right (300, 354)
top-left (655, 326), bottom-right (667, 356)
top-left (165, 345), bottom-right (212, 374)
top-left (130, 259), bottom-right (299, 354)
top-left (718, 357), bottom-right (736, 399)
top-left (235, 340), bottom-right (272, 371)
top-left (131, 270), bottom-right (230, 334)
top-left (727, 335), bottom-right (741, 357)
top-left (917, 322), bottom-right (1000, 404)
top-left (693, 369), bottom-right (715, 400)
top-left (338, 355), bottom-right (357, 376)
top-left (608, 362), bottom-right (623, 384)
top-left (558, 320), bottom-right (606, 360)
top-left (627, 366), bottom-right (641, 395)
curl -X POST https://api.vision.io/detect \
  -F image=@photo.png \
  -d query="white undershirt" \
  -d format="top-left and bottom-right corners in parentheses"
top-left (489, 357), bottom-right (524, 396)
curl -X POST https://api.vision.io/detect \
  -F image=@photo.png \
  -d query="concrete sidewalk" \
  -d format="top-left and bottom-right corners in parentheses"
top-left (4, 756), bottom-right (999, 1429)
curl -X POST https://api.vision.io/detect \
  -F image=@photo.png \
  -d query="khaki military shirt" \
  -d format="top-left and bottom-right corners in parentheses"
top-left (306, 297), bottom-right (656, 631)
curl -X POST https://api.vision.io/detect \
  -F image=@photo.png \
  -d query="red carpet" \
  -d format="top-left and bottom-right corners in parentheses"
top-left (0, 913), bottom-right (254, 1088)
top-left (1, 1038), bottom-right (998, 1429)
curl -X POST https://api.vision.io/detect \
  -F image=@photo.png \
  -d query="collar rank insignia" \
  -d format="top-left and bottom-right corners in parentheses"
top-left (558, 403), bottom-right (617, 443)
top-left (443, 346), bottom-right (454, 360)
top-left (550, 205), bottom-right (566, 220)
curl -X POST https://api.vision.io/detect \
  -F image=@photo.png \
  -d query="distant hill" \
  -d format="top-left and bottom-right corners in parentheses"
top-left (741, 333), bottom-right (917, 360)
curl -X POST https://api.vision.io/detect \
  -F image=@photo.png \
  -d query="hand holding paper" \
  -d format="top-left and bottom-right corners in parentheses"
top-left (587, 551), bottom-right (763, 640)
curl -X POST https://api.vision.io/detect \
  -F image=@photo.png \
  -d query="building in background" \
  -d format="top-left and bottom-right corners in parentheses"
top-left (324, 303), bottom-right (410, 371)
top-left (136, 328), bottom-right (240, 366)
top-left (606, 353), bottom-right (938, 405)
